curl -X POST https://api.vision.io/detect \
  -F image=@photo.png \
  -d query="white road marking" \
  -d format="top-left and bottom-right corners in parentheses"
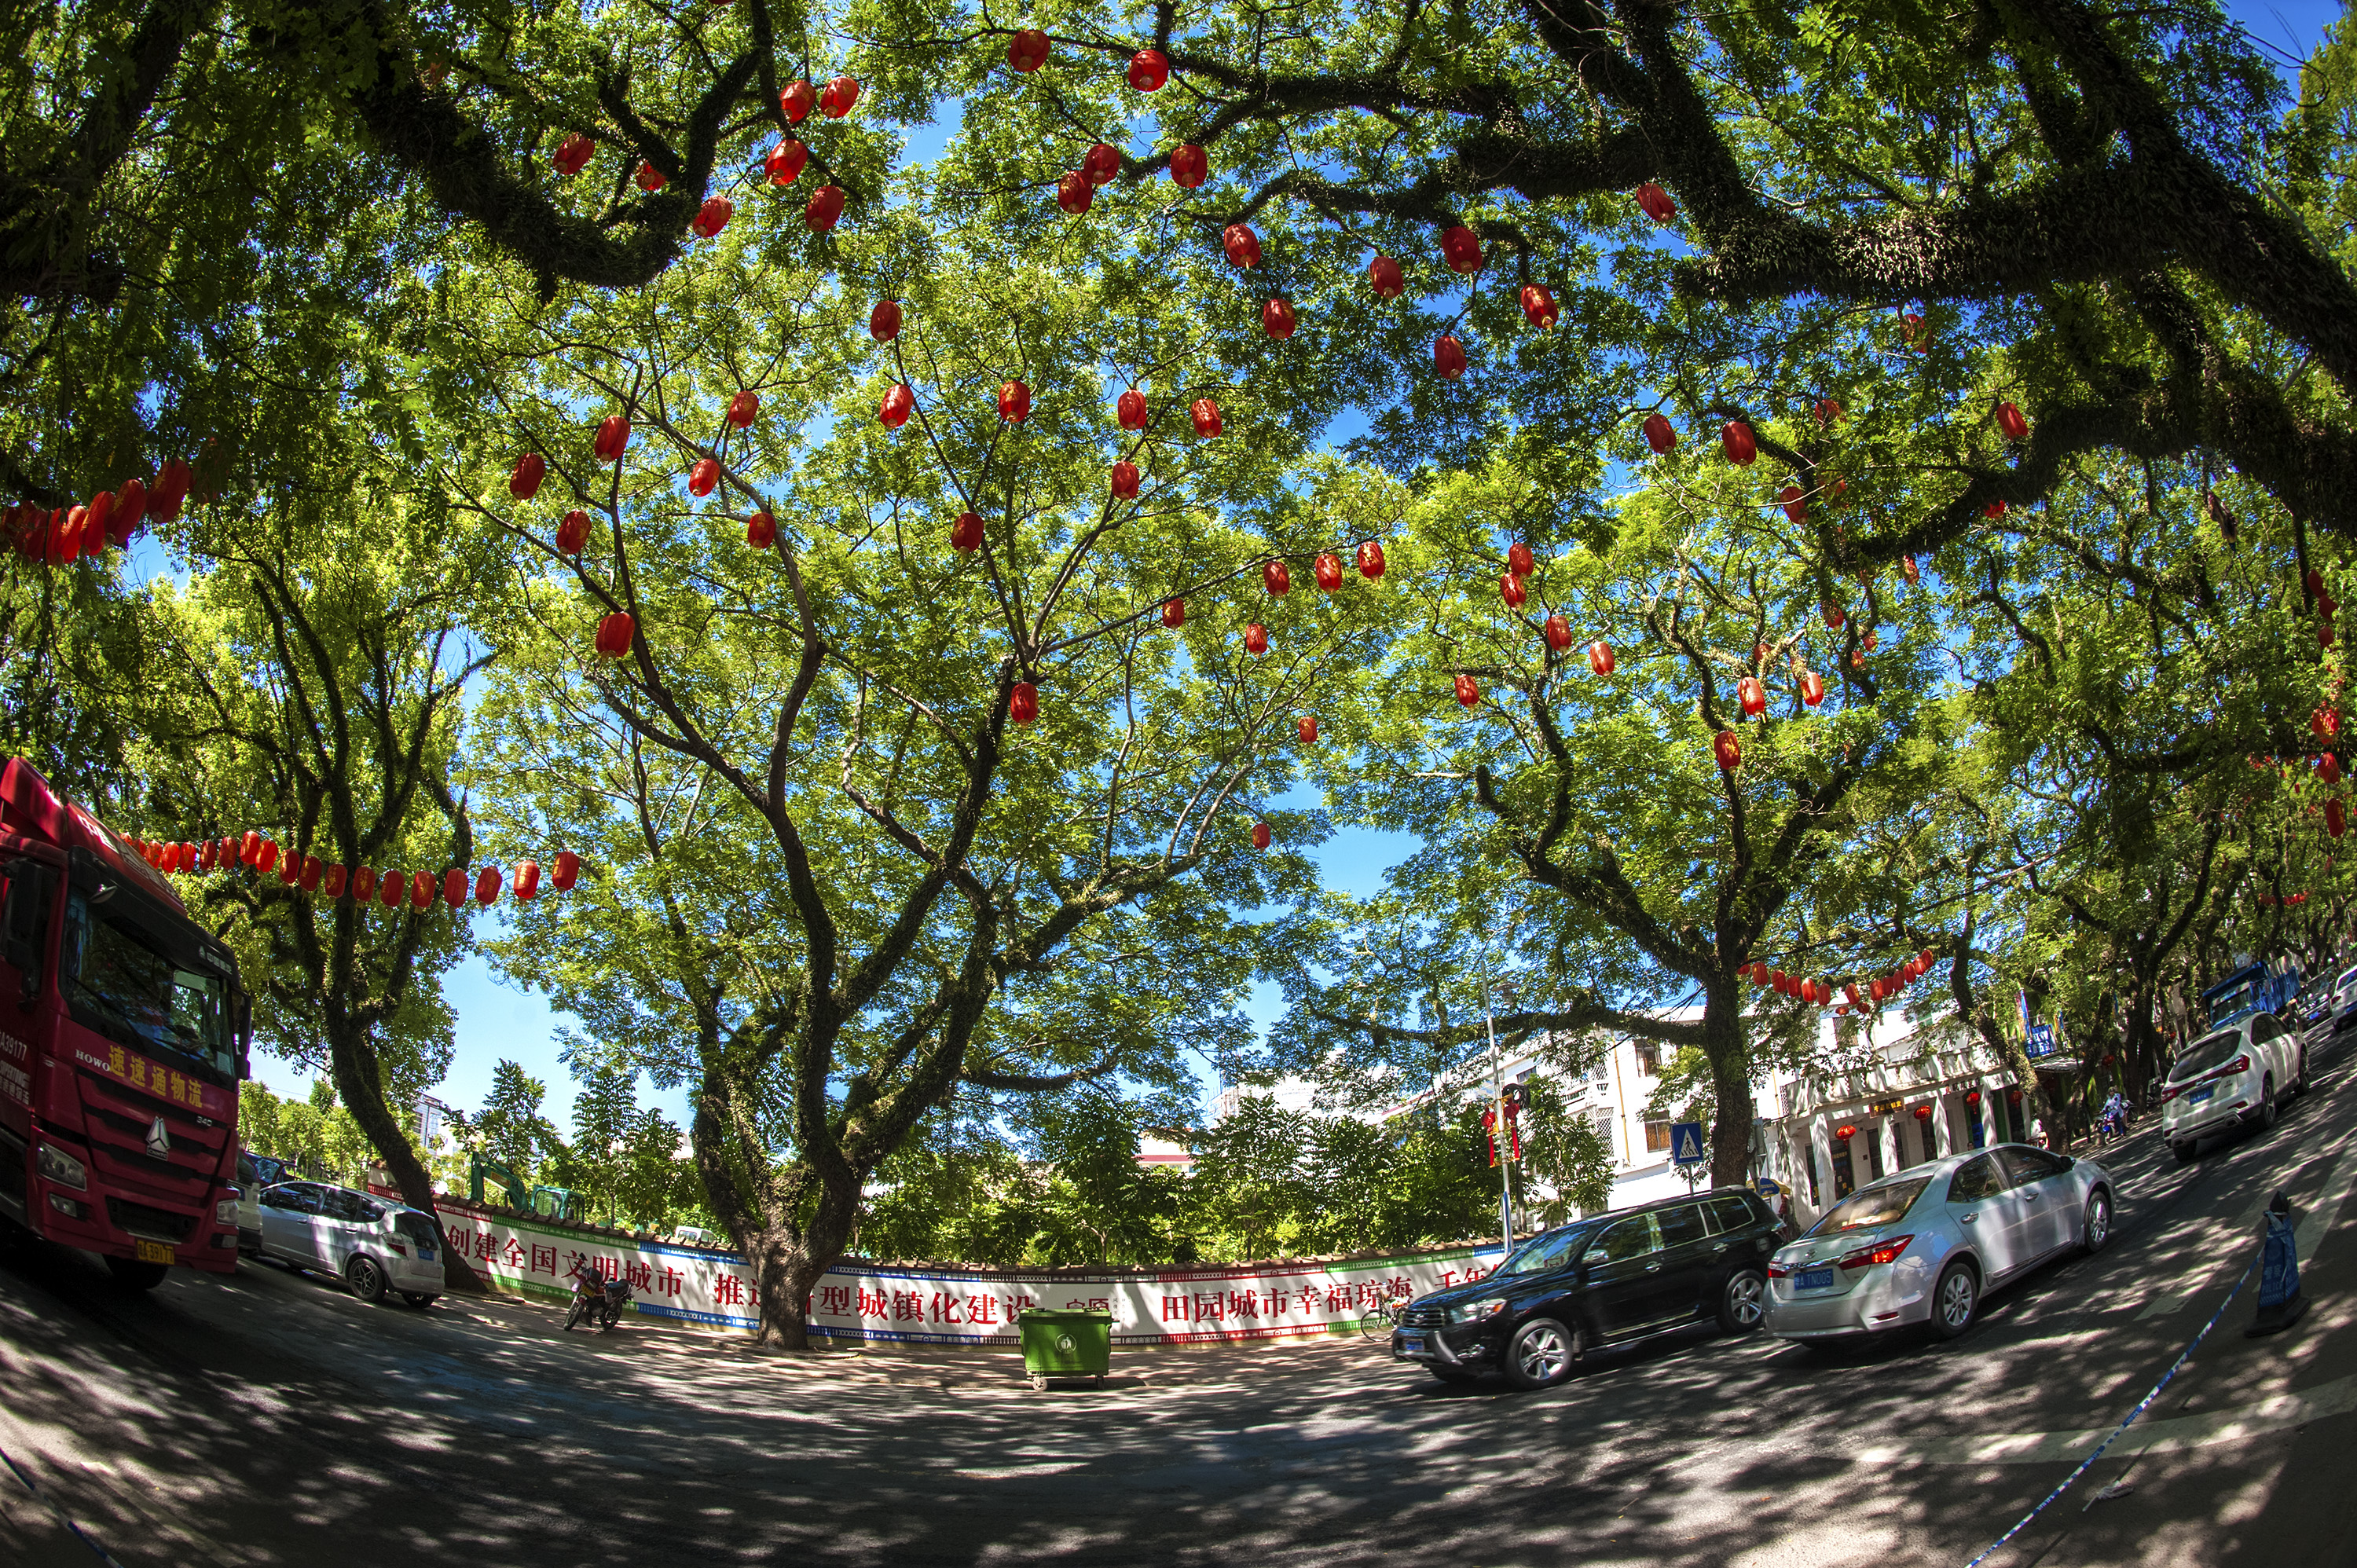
top-left (1850, 1372), bottom-right (2357, 1465)
top-left (2132, 1290), bottom-right (2196, 1321)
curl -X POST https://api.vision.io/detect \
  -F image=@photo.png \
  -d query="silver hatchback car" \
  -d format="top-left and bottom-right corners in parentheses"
top-left (1764, 1144), bottom-right (2113, 1343)
top-left (251, 1180), bottom-right (445, 1308)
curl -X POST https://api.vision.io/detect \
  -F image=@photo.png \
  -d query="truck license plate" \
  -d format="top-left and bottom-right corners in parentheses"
top-left (1796, 1268), bottom-right (1835, 1290)
top-left (134, 1240), bottom-right (174, 1266)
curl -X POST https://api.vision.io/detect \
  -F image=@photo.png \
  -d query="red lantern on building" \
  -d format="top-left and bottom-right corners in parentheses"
top-left (1912, 1104), bottom-right (1932, 1123)
top-left (1835, 1123), bottom-right (1856, 1142)
top-left (1964, 1089), bottom-right (1981, 1108)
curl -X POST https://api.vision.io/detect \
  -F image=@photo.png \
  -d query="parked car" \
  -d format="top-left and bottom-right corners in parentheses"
top-left (1390, 1187), bottom-right (1783, 1390)
top-left (251, 1180), bottom-right (444, 1308)
top-left (233, 1152), bottom-right (291, 1256)
top-left (1763, 1145), bottom-right (2113, 1346)
top-left (2328, 965), bottom-right (2357, 1031)
top-left (2161, 1010), bottom-right (2308, 1163)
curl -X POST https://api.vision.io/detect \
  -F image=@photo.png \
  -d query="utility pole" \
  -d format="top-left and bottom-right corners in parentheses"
top-left (1484, 974), bottom-right (1516, 1252)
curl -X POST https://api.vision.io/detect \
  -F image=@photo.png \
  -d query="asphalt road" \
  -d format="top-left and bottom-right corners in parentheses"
top-left (6, 1030), bottom-right (2357, 1567)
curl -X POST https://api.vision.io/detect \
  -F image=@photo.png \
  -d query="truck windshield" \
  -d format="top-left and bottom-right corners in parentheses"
top-left (59, 892), bottom-right (235, 1085)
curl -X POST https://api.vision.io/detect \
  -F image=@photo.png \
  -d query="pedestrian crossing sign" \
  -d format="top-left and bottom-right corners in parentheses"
top-left (1670, 1121), bottom-right (1706, 1167)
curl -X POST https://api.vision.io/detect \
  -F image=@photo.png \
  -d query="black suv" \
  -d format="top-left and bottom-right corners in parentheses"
top-left (1391, 1187), bottom-right (1783, 1389)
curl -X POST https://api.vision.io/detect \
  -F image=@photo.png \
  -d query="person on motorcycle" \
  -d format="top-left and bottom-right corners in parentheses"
top-left (2100, 1088), bottom-right (2129, 1143)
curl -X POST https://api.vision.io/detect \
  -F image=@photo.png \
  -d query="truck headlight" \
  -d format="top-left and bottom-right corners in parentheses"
top-left (37, 1145), bottom-right (86, 1192)
top-left (215, 1197), bottom-right (239, 1225)
top-left (1449, 1297), bottom-right (1508, 1324)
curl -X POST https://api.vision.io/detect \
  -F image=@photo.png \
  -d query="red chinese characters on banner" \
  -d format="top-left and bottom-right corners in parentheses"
top-left (714, 1275), bottom-right (747, 1308)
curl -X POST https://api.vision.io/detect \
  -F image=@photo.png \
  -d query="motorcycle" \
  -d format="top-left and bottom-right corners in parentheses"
top-left (562, 1261), bottom-right (633, 1332)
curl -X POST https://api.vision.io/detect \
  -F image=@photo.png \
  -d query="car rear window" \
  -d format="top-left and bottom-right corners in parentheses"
top-left (393, 1212), bottom-right (438, 1247)
top-left (1655, 1203), bottom-right (1709, 1247)
top-left (1805, 1176), bottom-right (1934, 1236)
top-left (2170, 1028), bottom-right (2244, 1080)
top-left (1705, 1196), bottom-right (1758, 1233)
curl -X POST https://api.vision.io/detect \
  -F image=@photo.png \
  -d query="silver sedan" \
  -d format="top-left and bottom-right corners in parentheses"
top-left (1763, 1144), bottom-right (2114, 1343)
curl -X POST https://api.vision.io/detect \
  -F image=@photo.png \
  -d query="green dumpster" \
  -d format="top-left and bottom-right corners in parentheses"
top-left (1019, 1307), bottom-right (1112, 1390)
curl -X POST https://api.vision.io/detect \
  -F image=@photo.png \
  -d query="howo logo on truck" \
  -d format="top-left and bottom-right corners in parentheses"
top-left (145, 1116), bottom-right (171, 1158)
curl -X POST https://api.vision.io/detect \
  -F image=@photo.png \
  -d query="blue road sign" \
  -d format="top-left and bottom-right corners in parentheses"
top-left (1753, 1178), bottom-right (1782, 1197)
top-left (1670, 1121), bottom-right (1707, 1167)
top-left (2026, 1023), bottom-right (2058, 1059)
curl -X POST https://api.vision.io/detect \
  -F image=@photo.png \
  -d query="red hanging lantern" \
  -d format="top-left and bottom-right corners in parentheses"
top-left (1822, 602), bottom-right (1846, 630)
top-left (1190, 398), bottom-right (1222, 438)
top-left (1170, 144), bottom-right (1208, 188)
top-left (198, 839), bottom-right (218, 872)
top-left (1251, 820), bottom-right (1271, 851)
top-left (1010, 682), bottom-right (1039, 726)
top-left (1713, 730), bottom-right (1741, 771)
top-left (1800, 669), bottom-right (1826, 707)
top-left (1244, 623), bottom-right (1269, 654)
top-left (475, 866), bottom-right (501, 906)
top-left (1368, 255), bottom-right (1405, 298)
top-left (1519, 285), bottom-right (1558, 329)
top-left (1835, 1123), bottom-right (1856, 1141)
top-left (728, 390), bottom-right (760, 428)
top-left (556, 510), bottom-right (592, 555)
top-left (1996, 402), bottom-right (2029, 441)
top-left (1297, 716), bottom-right (1319, 744)
top-left (297, 855), bottom-right (321, 892)
top-left (1843, 982), bottom-right (1862, 1008)
top-left (1499, 572), bottom-right (1526, 609)
top-left (2330, 800), bottom-right (2347, 840)
top-left (1780, 485), bottom-right (1806, 526)
top-left (1634, 182), bottom-right (1676, 222)
top-left (49, 507), bottom-right (82, 566)
top-left (1080, 141), bottom-right (1120, 187)
top-left (1440, 225), bottom-right (1483, 274)
top-left (554, 134), bottom-right (595, 176)
top-left (1870, 978), bottom-right (1887, 1002)
top-left (688, 457), bottom-right (721, 496)
top-left (1109, 461), bottom-right (1141, 500)
top-left (1912, 1104), bottom-right (1932, 1123)
top-left (634, 160), bottom-right (665, 192)
top-left (409, 870), bottom-right (434, 910)
top-left (1642, 412), bottom-right (1677, 455)
top-left (1433, 335), bottom-right (1466, 379)
top-left (82, 493), bottom-right (114, 558)
top-left (765, 139), bottom-right (808, 185)
top-left (1262, 299), bottom-right (1296, 339)
top-left (819, 75), bottom-right (860, 119)
top-left (691, 196), bottom-right (734, 238)
top-left (442, 867), bottom-right (467, 908)
top-left (152, 459), bottom-right (192, 523)
top-left (552, 850), bottom-right (581, 891)
top-left (950, 511), bottom-right (984, 552)
top-left (1263, 559), bottom-right (1292, 595)
top-left (1127, 49), bottom-right (1169, 90)
top-left (1356, 540), bottom-right (1386, 580)
top-left (1589, 639), bottom-right (1615, 676)
top-left (513, 860), bottom-right (541, 901)
top-left (1771, 970), bottom-right (1788, 993)
top-left (111, 478), bottom-right (148, 543)
top-left (321, 864), bottom-right (346, 899)
top-left (596, 611), bottom-right (636, 658)
top-left (1721, 420), bottom-right (1757, 466)
top-left (746, 511), bottom-right (778, 550)
top-left (350, 866), bottom-right (376, 903)
top-left (805, 185), bottom-right (846, 231)
top-left (509, 453), bottom-right (546, 500)
top-left (1161, 599), bottom-right (1185, 628)
top-left (870, 299), bottom-right (903, 341)
top-left (1007, 28), bottom-right (1050, 72)
top-left (1964, 1089), bottom-right (1981, 1108)
top-left (997, 380), bottom-right (1031, 423)
top-left (1055, 171), bottom-right (1094, 214)
top-left (1813, 397), bottom-right (1843, 425)
top-left (2315, 705), bottom-right (2341, 739)
top-left (256, 839), bottom-right (280, 874)
top-left (1984, 499), bottom-right (2008, 518)
top-left (779, 79), bottom-right (814, 122)
top-left (1737, 676), bottom-right (1766, 717)
top-left (379, 869), bottom-right (403, 910)
top-left (1314, 552), bottom-right (1343, 592)
top-left (1116, 389), bottom-right (1149, 430)
top-left (2320, 753), bottom-right (2342, 785)
top-left (1901, 554), bottom-right (1919, 585)
top-left (1506, 541), bottom-right (1535, 577)
top-left (879, 383), bottom-right (915, 429)
top-left (1222, 223), bottom-right (1262, 268)
top-left (1454, 673), bottom-right (1480, 709)
top-left (1544, 614), bottom-right (1574, 652)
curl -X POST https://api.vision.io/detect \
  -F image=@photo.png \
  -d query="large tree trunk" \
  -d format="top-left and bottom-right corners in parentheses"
top-left (328, 1026), bottom-right (486, 1292)
top-left (1701, 984), bottom-right (1754, 1189)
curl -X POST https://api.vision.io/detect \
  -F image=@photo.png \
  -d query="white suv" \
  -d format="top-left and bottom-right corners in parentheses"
top-left (2163, 1012), bottom-right (2306, 1164)
top-left (251, 1181), bottom-right (445, 1307)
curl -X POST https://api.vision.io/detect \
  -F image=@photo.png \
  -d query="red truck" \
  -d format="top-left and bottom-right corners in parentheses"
top-left (0, 760), bottom-right (250, 1288)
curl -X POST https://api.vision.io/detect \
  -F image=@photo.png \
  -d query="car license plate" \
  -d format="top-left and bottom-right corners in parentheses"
top-left (134, 1240), bottom-right (174, 1266)
top-left (1796, 1267), bottom-right (1835, 1290)
top-left (2188, 1086), bottom-right (2214, 1104)
top-left (1398, 1335), bottom-right (1427, 1357)
top-left (417, 1247), bottom-right (436, 1262)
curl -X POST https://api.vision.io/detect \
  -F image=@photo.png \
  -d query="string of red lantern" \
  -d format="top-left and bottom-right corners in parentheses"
top-left (6, 459), bottom-right (196, 567)
top-left (126, 833), bottom-right (586, 910)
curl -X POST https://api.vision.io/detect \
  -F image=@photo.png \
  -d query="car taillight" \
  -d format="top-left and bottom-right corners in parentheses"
top-left (1836, 1234), bottom-right (1914, 1270)
top-left (1766, 1262), bottom-right (1791, 1278)
top-left (2226, 1055), bottom-right (2249, 1076)
top-left (2161, 1083), bottom-right (2183, 1101)
top-left (386, 1238), bottom-right (409, 1256)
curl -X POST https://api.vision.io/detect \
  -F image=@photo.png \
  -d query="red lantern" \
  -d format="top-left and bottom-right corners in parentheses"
top-left (1912, 1104), bottom-right (1932, 1123)
top-left (595, 414), bottom-right (630, 461)
top-left (1263, 559), bottom-right (1291, 595)
top-left (1055, 171), bottom-right (1094, 214)
top-left (1110, 461), bottom-right (1141, 500)
top-left (819, 75), bottom-right (860, 119)
top-left (1642, 412), bottom-right (1677, 455)
top-left (950, 511), bottom-right (984, 552)
top-left (1544, 614), bottom-right (1573, 652)
top-left (297, 855), bottom-right (320, 892)
top-left (1737, 676), bottom-right (1766, 717)
top-left (513, 860), bottom-right (541, 901)
top-left (350, 866), bottom-right (376, 903)
top-left (1161, 599), bottom-right (1185, 628)
top-left (552, 851), bottom-right (581, 892)
top-left (152, 458), bottom-right (191, 522)
top-left (688, 457), bottom-right (720, 497)
top-left (1844, 982), bottom-right (1861, 1008)
top-left (1440, 225), bottom-right (1483, 274)
top-left (1589, 640), bottom-right (1615, 676)
top-left (2330, 800), bottom-right (2347, 840)
top-left (1901, 554), bottom-right (1919, 585)
top-left (1822, 602), bottom-right (1846, 630)
top-left (2322, 623), bottom-right (2336, 650)
top-left (1127, 49), bottom-right (1169, 91)
top-left (258, 840), bottom-right (281, 874)
top-left (779, 79), bottom-right (814, 123)
top-left (1780, 485), bottom-right (1806, 526)
top-left (322, 863), bottom-right (346, 899)
top-left (728, 390), bottom-right (760, 429)
top-left (1368, 255), bottom-right (1405, 299)
top-left (198, 840), bottom-right (218, 872)
top-left (805, 185), bottom-right (846, 231)
top-left (1721, 420), bottom-right (1757, 466)
top-left (2321, 753), bottom-right (2342, 785)
top-left (746, 511), bottom-right (778, 550)
top-left (1297, 716), bottom-right (1319, 744)
top-left (1433, 335), bottom-right (1466, 379)
top-left (475, 866), bottom-right (501, 906)
top-left (2315, 705), bottom-right (2341, 740)
top-left (1519, 285), bottom-right (1558, 329)
top-left (1771, 970), bottom-right (1788, 993)
top-left (1190, 398), bottom-right (1222, 438)
top-left (554, 134), bottom-right (594, 176)
top-left (1713, 730), bottom-right (1741, 771)
top-left (1222, 224), bottom-right (1261, 268)
top-left (1117, 389), bottom-right (1149, 430)
top-left (1964, 1089), bottom-right (1981, 1108)
top-left (1835, 1123), bottom-right (1856, 1142)
top-left (1747, 962), bottom-right (1769, 986)
top-left (635, 160), bottom-right (665, 192)
top-left (1504, 541), bottom-right (1535, 577)
top-left (691, 196), bottom-right (734, 238)
top-left (870, 300), bottom-right (903, 342)
top-left (1454, 673), bottom-right (1480, 709)
top-left (879, 383), bottom-right (915, 429)
top-left (1800, 669), bottom-right (1825, 706)
top-left (1170, 144), bottom-right (1208, 188)
top-left (82, 493), bottom-right (115, 558)
top-left (1252, 820), bottom-right (1271, 851)
top-left (1499, 573), bottom-right (1526, 609)
top-left (1262, 299), bottom-right (1296, 339)
top-left (441, 867), bottom-right (467, 908)
top-left (1314, 552), bottom-right (1343, 592)
top-left (410, 870), bottom-right (434, 910)
top-left (509, 453), bottom-right (546, 500)
top-left (765, 139), bottom-right (808, 185)
top-left (1870, 978), bottom-right (1886, 1002)
top-left (1814, 397), bottom-right (1843, 425)
top-left (111, 478), bottom-right (147, 542)
top-left (1080, 141), bottom-right (1120, 186)
top-left (1007, 28), bottom-right (1050, 72)
top-left (48, 507), bottom-right (81, 565)
top-left (1244, 623), bottom-right (1269, 654)
top-left (1010, 682), bottom-right (1039, 726)
top-left (1356, 540), bottom-right (1386, 580)
top-left (998, 380), bottom-right (1031, 423)
top-left (379, 869), bottom-right (402, 909)
top-left (1634, 182), bottom-right (1676, 222)
top-left (1996, 402), bottom-right (2029, 441)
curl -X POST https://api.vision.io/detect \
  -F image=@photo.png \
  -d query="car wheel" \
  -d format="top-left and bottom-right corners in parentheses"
top-left (1425, 1366), bottom-right (1478, 1385)
top-left (103, 1256), bottom-right (169, 1291)
top-left (2080, 1188), bottom-right (2113, 1255)
top-left (1503, 1317), bottom-right (1580, 1390)
top-left (346, 1254), bottom-right (388, 1305)
top-left (2172, 1140), bottom-right (2197, 1165)
top-left (1717, 1268), bottom-right (1769, 1334)
top-left (399, 1292), bottom-right (438, 1310)
top-left (2253, 1076), bottom-right (2278, 1132)
top-left (1928, 1261), bottom-right (1978, 1341)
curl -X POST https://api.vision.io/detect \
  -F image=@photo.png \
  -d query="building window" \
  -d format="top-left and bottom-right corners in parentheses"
top-left (1633, 1042), bottom-right (1660, 1076)
top-left (1644, 1119), bottom-right (1672, 1153)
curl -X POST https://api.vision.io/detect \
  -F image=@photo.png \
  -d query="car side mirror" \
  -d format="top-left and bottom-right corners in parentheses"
top-left (1582, 1249), bottom-right (1608, 1266)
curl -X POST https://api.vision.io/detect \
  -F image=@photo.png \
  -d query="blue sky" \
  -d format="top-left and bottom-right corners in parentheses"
top-left (247, 0), bottom-right (2348, 1133)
